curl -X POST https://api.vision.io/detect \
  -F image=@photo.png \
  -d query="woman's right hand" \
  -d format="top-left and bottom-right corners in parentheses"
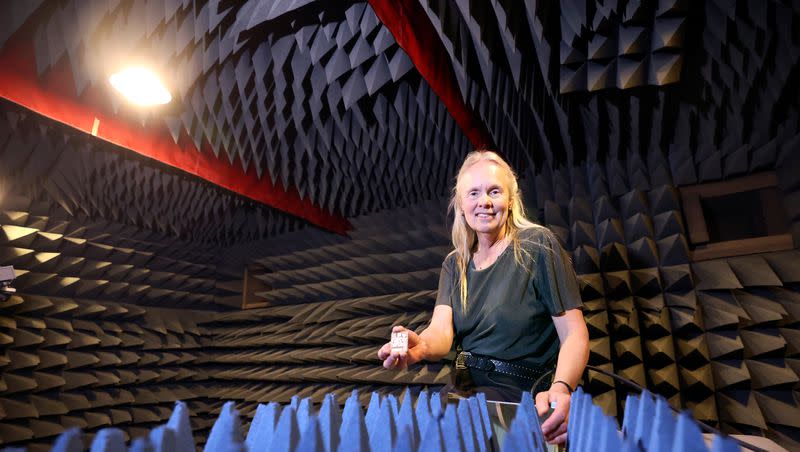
top-left (377, 325), bottom-right (426, 370)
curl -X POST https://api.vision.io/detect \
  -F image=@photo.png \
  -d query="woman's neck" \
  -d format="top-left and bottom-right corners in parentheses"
top-left (475, 228), bottom-right (508, 254)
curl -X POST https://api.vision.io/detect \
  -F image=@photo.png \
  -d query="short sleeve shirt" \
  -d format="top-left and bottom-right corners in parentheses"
top-left (435, 227), bottom-right (583, 367)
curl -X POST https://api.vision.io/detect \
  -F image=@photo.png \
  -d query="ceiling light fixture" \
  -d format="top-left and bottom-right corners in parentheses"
top-left (109, 67), bottom-right (172, 106)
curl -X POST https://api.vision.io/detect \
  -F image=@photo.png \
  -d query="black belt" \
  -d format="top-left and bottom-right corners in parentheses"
top-left (455, 351), bottom-right (551, 381)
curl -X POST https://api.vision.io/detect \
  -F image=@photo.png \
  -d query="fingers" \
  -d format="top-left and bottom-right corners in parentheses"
top-left (541, 404), bottom-right (566, 435)
top-left (534, 391), bottom-right (550, 417)
top-left (382, 352), bottom-right (397, 369)
top-left (382, 353), bottom-right (396, 369)
top-left (545, 423), bottom-right (568, 444)
top-left (379, 325), bottom-right (406, 364)
top-left (377, 342), bottom-right (391, 361)
top-left (380, 325), bottom-right (415, 370)
top-left (541, 393), bottom-right (569, 433)
top-left (546, 429), bottom-right (568, 445)
top-left (382, 351), bottom-right (408, 370)
top-left (540, 391), bottom-right (570, 443)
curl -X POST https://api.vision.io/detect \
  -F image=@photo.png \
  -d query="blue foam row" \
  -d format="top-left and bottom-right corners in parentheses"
top-left (562, 388), bottom-right (741, 452)
top-left (42, 389), bottom-right (488, 452)
top-left (42, 387), bottom-right (741, 452)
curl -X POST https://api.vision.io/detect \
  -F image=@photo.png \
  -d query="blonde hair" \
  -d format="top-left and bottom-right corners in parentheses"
top-left (448, 150), bottom-right (546, 311)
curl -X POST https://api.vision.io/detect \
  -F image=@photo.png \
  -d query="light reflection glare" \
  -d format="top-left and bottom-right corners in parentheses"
top-left (109, 67), bottom-right (171, 106)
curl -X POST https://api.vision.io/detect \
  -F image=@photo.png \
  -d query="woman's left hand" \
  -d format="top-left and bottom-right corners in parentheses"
top-left (535, 385), bottom-right (571, 445)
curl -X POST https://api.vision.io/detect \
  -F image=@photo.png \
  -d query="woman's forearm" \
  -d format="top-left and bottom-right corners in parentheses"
top-left (552, 328), bottom-right (589, 390)
top-left (418, 327), bottom-right (453, 361)
top-left (413, 305), bottom-right (455, 362)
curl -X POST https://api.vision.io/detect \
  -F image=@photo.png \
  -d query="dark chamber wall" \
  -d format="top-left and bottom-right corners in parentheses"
top-left (206, 200), bottom-right (453, 416)
top-left (0, 194), bottom-right (219, 449)
top-left (0, 105), bottom-right (264, 449)
top-left (1, 0), bottom-right (800, 451)
top-left (535, 149), bottom-right (800, 442)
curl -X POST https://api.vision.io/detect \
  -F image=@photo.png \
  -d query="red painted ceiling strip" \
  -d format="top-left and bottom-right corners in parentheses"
top-left (368, 0), bottom-right (494, 149)
top-left (0, 26), bottom-right (350, 235)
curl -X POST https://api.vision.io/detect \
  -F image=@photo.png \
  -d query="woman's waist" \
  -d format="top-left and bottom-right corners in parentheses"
top-left (455, 350), bottom-right (554, 380)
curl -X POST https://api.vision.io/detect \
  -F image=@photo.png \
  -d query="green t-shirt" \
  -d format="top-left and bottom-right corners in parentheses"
top-left (435, 227), bottom-right (583, 368)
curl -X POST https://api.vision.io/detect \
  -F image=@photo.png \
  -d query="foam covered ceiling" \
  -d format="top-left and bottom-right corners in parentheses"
top-left (0, 0), bottom-right (797, 244)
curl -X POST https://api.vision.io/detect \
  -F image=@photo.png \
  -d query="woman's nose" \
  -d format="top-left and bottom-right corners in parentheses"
top-left (478, 193), bottom-right (492, 206)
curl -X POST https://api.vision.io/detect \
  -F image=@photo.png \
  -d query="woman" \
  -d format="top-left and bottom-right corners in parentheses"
top-left (377, 150), bottom-right (589, 445)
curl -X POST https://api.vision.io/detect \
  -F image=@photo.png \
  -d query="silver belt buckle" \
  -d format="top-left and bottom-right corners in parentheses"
top-left (455, 351), bottom-right (469, 370)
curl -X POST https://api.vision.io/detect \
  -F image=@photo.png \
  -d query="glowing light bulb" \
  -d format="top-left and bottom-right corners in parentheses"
top-left (109, 67), bottom-right (172, 106)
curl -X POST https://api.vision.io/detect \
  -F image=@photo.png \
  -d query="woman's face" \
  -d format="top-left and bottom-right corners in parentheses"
top-left (458, 160), bottom-right (511, 237)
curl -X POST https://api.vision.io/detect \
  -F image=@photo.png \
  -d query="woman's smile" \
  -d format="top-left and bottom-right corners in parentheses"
top-left (458, 160), bottom-right (511, 238)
